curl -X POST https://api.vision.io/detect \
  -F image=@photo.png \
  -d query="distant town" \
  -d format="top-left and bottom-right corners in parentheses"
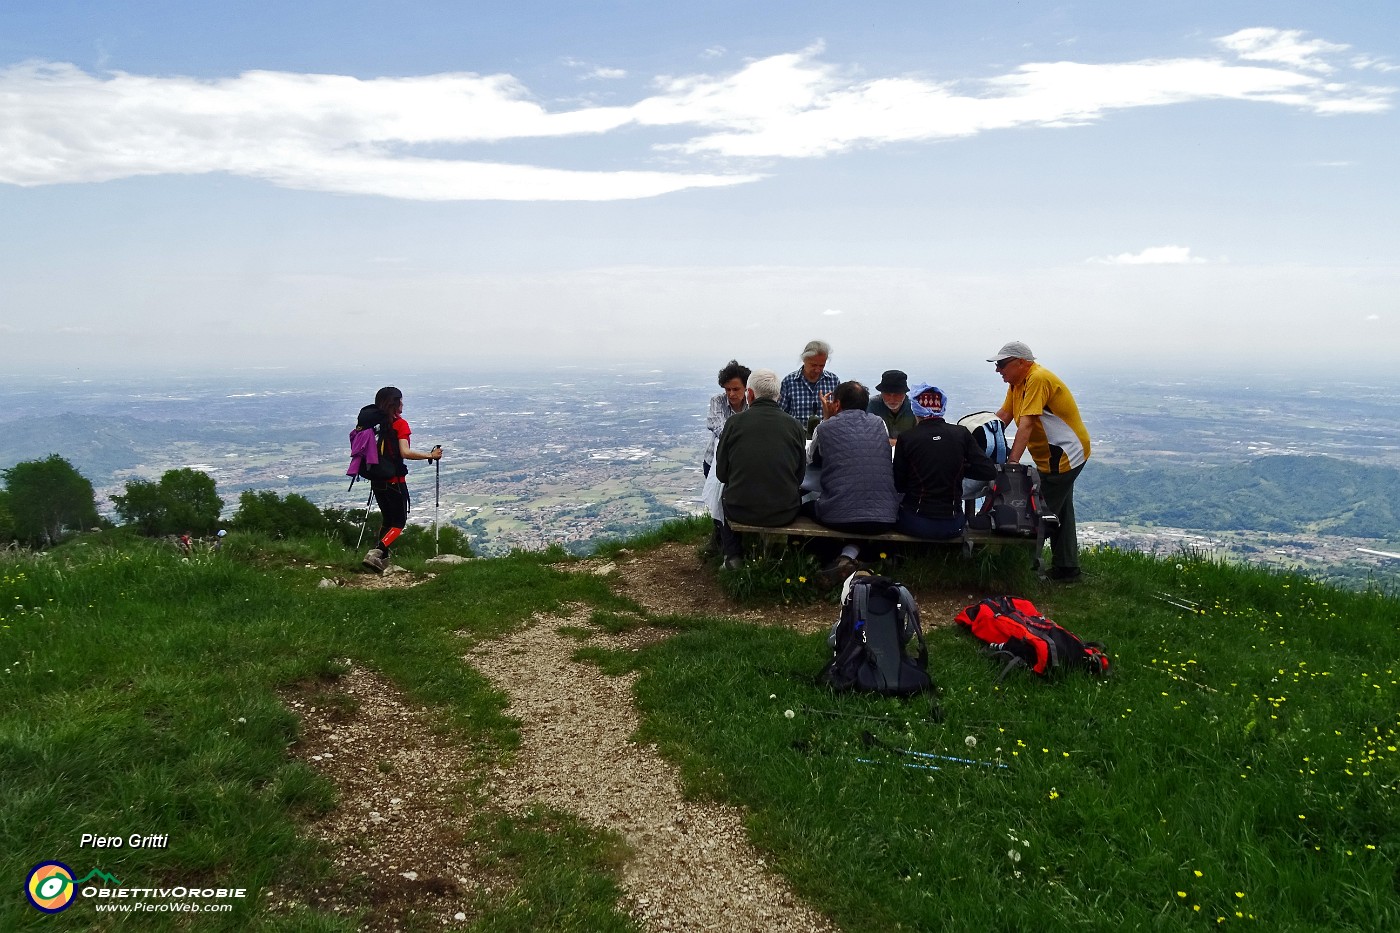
top-left (4, 368), bottom-right (1399, 588)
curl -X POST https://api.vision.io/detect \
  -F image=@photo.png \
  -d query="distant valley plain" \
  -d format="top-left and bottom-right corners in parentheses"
top-left (4, 366), bottom-right (1399, 589)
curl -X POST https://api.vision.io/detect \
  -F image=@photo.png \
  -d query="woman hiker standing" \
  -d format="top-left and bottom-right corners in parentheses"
top-left (359, 386), bottom-right (442, 572)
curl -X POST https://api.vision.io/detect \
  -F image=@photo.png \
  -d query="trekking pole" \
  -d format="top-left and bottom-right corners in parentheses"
top-left (860, 731), bottom-right (1009, 770)
top-left (856, 757), bottom-right (941, 772)
top-left (433, 448), bottom-right (441, 556)
top-left (356, 489), bottom-right (374, 549)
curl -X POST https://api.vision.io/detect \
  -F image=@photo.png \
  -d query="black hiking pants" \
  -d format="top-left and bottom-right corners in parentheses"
top-left (371, 482), bottom-right (409, 554)
top-left (1039, 463), bottom-right (1084, 571)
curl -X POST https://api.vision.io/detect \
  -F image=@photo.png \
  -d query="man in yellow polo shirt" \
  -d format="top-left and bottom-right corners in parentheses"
top-left (991, 341), bottom-right (1090, 581)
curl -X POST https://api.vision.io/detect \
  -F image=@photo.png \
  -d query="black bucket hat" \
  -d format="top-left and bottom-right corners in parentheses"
top-left (875, 370), bottom-right (909, 394)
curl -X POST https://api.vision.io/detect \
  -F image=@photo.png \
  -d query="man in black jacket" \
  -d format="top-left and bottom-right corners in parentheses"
top-left (714, 368), bottom-right (807, 569)
top-left (893, 384), bottom-right (995, 539)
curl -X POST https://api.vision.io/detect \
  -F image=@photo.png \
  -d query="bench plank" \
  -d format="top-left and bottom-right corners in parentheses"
top-left (726, 515), bottom-right (1025, 547)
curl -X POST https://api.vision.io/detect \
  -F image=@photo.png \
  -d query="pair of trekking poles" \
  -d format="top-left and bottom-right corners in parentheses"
top-left (356, 454), bottom-right (441, 556)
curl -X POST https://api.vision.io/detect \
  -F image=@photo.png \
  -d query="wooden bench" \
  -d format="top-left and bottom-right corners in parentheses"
top-left (726, 515), bottom-right (1039, 560)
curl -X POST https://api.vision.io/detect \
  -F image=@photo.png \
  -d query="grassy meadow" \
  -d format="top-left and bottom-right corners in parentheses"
top-left (2, 524), bottom-right (1397, 930)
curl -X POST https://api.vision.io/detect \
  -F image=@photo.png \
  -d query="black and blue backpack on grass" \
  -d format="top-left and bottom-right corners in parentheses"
top-left (818, 573), bottom-right (933, 697)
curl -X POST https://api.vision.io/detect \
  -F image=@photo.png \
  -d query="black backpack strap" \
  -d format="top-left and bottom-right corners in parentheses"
top-left (894, 584), bottom-right (927, 668)
top-left (992, 650), bottom-right (1027, 684)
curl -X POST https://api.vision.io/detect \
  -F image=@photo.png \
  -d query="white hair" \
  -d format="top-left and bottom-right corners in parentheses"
top-left (747, 368), bottom-right (781, 401)
top-left (800, 340), bottom-right (831, 361)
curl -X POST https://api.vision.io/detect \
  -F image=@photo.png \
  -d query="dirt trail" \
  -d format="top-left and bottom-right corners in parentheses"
top-left (468, 607), bottom-right (835, 933)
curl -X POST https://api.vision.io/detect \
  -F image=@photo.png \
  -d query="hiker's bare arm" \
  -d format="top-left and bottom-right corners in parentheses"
top-left (1008, 414), bottom-right (1037, 464)
top-left (995, 406), bottom-right (1011, 426)
top-left (400, 439), bottom-right (442, 461)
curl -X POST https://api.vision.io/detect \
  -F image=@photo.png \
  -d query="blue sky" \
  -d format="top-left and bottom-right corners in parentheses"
top-left (1, 1), bottom-right (1395, 378)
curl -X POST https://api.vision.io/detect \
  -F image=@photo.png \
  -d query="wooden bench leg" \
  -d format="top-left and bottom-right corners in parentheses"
top-left (757, 531), bottom-right (785, 559)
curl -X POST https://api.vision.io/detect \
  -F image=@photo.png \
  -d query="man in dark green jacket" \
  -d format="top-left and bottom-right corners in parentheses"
top-left (867, 369), bottom-right (916, 442)
top-left (714, 368), bottom-right (807, 569)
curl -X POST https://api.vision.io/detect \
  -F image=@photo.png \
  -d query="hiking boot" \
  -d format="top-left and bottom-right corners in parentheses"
top-left (1048, 566), bottom-right (1082, 582)
top-left (723, 555), bottom-right (744, 571)
top-left (822, 555), bottom-right (860, 580)
top-left (362, 548), bottom-right (387, 573)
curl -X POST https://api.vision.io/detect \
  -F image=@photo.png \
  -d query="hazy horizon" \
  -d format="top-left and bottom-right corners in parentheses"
top-left (3, 359), bottom-right (1398, 392)
top-left (3, 3), bottom-right (1396, 374)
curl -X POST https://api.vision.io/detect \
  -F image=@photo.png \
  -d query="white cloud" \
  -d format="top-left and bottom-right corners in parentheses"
top-left (0, 27), bottom-right (1390, 201)
top-left (0, 62), bottom-right (756, 199)
top-left (1090, 246), bottom-right (1208, 265)
top-left (1216, 27), bottom-right (1349, 73)
top-left (822, 308), bottom-right (843, 316)
top-left (664, 40), bottom-right (1391, 158)
top-left (1352, 55), bottom-right (1400, 73)
top-left (565, 59), bottom-right (627, 81)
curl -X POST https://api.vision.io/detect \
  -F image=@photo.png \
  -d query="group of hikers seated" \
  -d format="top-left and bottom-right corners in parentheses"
top-left (701, 341), bottom-right (1000, 575)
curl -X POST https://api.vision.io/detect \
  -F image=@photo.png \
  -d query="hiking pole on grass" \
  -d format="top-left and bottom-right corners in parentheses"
top-left (856, 757), bottom-right (941, 772)
top-left (860, 730), bottom-right (1009, 770)
top-left (355, 489), bottom-right (375, 550)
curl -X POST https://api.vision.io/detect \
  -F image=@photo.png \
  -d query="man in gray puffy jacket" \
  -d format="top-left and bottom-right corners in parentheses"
top-left (804, 381), bottom-right (899, 574)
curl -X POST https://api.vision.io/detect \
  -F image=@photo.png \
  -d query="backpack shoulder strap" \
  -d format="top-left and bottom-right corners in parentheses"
top-left (854, 580), bottom-right (870, 631)
top-left (894, 583), bottom-right (927, 668)
top-left (983, 419), bottom-right (1008, 463)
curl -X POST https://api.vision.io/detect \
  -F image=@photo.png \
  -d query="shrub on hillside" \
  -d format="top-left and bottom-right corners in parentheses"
top-left (111, 467), bottom-right (223, 536)
top-left (0, 454), bottom-right (100, 547)
top-left (390, 523), bottom-right (474, 559)
top-left (231, 490), bottom-right (327, 538)
top-left (0, 490), bottom-right (15, 545)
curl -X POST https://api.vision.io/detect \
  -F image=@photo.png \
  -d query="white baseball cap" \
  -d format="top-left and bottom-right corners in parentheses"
top-left (988, 340), bottom-right (1035, 362)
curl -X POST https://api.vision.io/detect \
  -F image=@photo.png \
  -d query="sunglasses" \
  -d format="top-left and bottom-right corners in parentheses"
top-left (994, 358), bottom-right (1017, 371)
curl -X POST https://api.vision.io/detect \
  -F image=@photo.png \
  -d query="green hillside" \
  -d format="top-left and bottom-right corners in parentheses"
top-left (2, 528), bottom-right (1397, 930)
top-left (0, 414), bottom-right (343, 482)
top-left (1080, 454), bottom-right (1400, 538)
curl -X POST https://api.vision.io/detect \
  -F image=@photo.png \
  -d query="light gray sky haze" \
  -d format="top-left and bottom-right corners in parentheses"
top-left (1, 2), bottom-right (1396, 375)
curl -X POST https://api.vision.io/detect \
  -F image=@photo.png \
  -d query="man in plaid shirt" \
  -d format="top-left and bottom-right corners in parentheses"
top-left (779, 339), bottom-right (839, 432)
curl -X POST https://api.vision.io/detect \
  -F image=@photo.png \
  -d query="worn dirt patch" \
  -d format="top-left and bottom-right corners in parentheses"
top-left (272, 666), bottom-right (487, 930)
top-left (318, 564), bottom-right (434, 590)
top-left (587, 540), bottom-right (980, 632)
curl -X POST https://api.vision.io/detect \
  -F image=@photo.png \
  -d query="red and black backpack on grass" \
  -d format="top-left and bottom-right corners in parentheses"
top-left (954, 596), bottom-right (1110, 683)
